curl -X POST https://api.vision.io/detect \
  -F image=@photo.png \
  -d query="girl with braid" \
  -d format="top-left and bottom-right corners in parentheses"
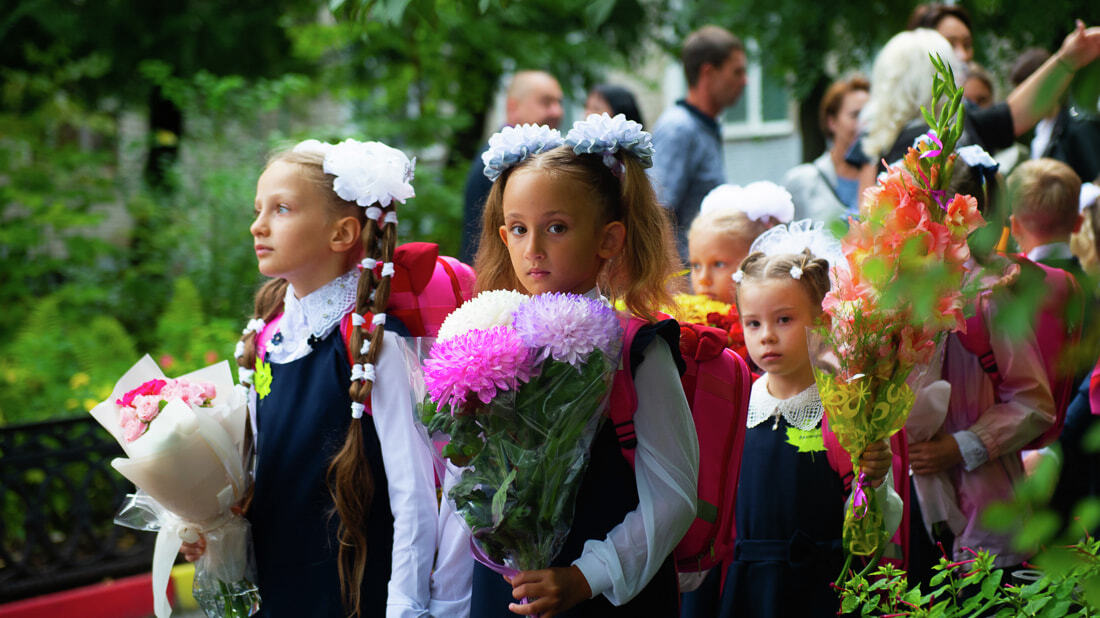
top-left (181, 139), bottom-right (441, 617)
top-left (718, 223), bottom-right (901, 618)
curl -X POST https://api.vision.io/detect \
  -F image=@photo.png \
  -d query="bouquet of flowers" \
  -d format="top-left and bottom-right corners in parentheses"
top-left (416, 290), bottom-right (622, 575)
top-left (669, 293), bottom-right (749, 361)
top-left (812, 56), bottom-right (985, 574)
top-left (89, 356), bottom-right (259, 618)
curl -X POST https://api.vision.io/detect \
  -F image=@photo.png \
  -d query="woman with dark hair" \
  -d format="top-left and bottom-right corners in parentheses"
top-left (907, 3), bottom-right (975, 63)
top-left (585, 84), bottom-right (645, 127)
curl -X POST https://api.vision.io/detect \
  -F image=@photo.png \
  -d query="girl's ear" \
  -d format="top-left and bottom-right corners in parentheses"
top-left (498, 225), bottom-right (510, 247)
top-left (598, 221), bottom-right (626, 260)
top-left (330, 216), bottom-right (362, 253)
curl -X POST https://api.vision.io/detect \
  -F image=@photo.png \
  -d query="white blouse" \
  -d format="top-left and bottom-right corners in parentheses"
top-left (430, 314), bottom-right (700, 612)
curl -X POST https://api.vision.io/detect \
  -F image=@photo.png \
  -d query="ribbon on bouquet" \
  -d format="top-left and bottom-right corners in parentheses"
top-left (470, 540), bottom-right (536, 615)
top-left (850, 471), bottom-right (870, 519)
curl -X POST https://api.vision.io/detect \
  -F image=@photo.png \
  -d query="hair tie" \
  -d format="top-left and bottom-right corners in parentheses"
top-left (732, 270), bottom-right (744, 284)
top-left (361, 340), bottom-right (371, 355)
top-left (789, 266), bottom-right (804, 280)
top-left (748, 219), bottom-right (845, 273)
top-left (369, 289), bottom-right (377, 302)
top-left (360, 257), bottom-right (378, 271)
top-left (350, 363), bottom-right (376, 383)
top-left (351, 313), bottom-right (366, 327)
top-left (482, 124), bottom-right (565, 181)
top-left (601, 152), bottom-right (625, 179)
top-left (381, 262), bottom-right (395, 278)
top-left (383, 211), bottom-right (398, 226)
top-left (238, 367), bottom-right (255, 385)
top-left (350, 401), bottom-right (366, 419)
top-left (372, 313), bottom-right (387, 327)
top-left (234, 340), bottom-right (246, 360)
top-left (242, 318), bottom-right (265, 335)
top-left (365, 206), bottom-right (383, 221)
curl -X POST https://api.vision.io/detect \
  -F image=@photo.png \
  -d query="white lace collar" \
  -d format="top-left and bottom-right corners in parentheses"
top-left (746, 375), bottom-right (823, 430)
top-left (266, 269), bottom-right (360, 364)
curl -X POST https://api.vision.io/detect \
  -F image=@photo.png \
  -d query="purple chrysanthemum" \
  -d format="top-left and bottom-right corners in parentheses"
top-left (424, 326), bottom-right (535, 413)
top-left (512, 293), bottom-right (622, 366)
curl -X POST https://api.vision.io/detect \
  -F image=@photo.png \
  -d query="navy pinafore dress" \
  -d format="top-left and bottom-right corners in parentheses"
top-left (247, 326), bottom-right (394, 617)
top-left (469, 321), bottom-right (682, 617)
top-left (718, 415), bottom-right (846, 618)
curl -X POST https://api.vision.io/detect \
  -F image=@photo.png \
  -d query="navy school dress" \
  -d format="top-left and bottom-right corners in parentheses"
top-left (718, 415), bottom-right (846, 618)
top-left (470, 321), bottom-right (683, 617)
top-left (247, 319), bottom-right (407, 617)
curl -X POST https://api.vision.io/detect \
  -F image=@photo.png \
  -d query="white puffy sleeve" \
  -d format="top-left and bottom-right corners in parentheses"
top-left (571, 336), bottom-right (700, 604)
top-left (373, 332), bottom-right (437, 617)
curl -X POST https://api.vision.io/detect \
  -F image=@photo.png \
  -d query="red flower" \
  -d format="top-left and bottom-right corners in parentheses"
top-left (116, 379), bottom-right (167, 408)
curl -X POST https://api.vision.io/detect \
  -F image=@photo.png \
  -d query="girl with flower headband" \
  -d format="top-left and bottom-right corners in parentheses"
top-left (688, 181), bottom-right (793, 304)
top-left (182, 140), bottom-right (446, 617)
top-left (717, 221), bottom-right (901, 618)
top-left (456, 113), bottom-right (698, 616)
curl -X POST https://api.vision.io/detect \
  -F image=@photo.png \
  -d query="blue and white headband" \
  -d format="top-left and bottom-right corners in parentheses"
top-left (565, 113), bottom-right (654, 178)
top-left (481, 124), bottom-right (564, 182)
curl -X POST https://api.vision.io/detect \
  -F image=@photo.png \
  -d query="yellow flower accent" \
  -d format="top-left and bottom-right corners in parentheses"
top-left (69, 372), bottom-right (91, 389)
top-left (669, 293), bottom-right (731, 325)
top-left (785, 426), bottom-right (826, 453)
top-left (254, 358), bottom-right (273, 399)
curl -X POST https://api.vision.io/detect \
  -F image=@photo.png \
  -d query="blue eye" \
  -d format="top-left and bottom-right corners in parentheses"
top-left (548, 223), bottom-right (566, 234)
top-left (277, 204), bottom-right (290, 214)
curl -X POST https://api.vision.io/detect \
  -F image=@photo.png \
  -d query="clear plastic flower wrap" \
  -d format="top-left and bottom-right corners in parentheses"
top-left (89, 356), bottom-right (259, 618)
top-left (407, 292), bottom-right (623, 577)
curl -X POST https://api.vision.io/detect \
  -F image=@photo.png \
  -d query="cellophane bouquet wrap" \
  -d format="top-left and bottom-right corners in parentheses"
top-left (89, 356), bottom-right (259, 618)
top-left (813, 55), bottom-right (984, 567)
top-left (415, 290), bottom-right (623, 575)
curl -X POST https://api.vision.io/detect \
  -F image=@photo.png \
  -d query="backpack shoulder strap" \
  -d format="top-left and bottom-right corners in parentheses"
top-left (608, 316), bottom-right (645, 467)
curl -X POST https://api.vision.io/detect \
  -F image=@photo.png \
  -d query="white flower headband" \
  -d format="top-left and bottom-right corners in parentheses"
top-left (294, 138), bottom-right (416, 212)
top-left (482, 124), bottom-right (564, 182)
top-left (731, 219), bottom-right (845, 284)
top-left (564, 112), bottom-right (654, 178)
top-left (699, 181), bottom-right (794, 223)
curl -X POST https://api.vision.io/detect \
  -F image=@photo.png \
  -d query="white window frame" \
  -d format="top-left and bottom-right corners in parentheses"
top-left (721, 41), bottom-right (795, 140)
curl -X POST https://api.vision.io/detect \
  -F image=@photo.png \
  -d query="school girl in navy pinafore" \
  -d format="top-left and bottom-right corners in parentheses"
top-left (469, 321), bottom-right (681, 618)
top-left (718, 387), bottom-right (846, 618)
top-left (247, 325), bottom-right (396, 617)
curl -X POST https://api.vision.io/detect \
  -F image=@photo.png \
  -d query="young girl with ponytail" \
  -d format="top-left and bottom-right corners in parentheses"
top-left (184, 139), bottom-right (441, 617)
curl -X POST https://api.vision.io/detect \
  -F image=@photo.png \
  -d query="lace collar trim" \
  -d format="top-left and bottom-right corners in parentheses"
top-left (267, 270), bottom-right (359, 362)
top-left (746, 375), bottom-right (823, 430)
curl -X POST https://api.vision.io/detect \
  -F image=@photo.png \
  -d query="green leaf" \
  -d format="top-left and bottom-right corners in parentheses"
top-left (1083, 421), bottom-right (1100, 453)
top-left (841, 593), bottom-right (860, 614)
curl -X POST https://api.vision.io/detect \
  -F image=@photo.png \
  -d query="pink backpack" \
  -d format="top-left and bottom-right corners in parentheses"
top-left (608, 316), bottom-right (752, 573)
top-left (955, 258), bottom-right (1083, 450)
top-left (609, 316), bottom-right (911, 575)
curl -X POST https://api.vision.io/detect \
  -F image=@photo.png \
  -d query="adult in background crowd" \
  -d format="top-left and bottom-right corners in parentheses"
top-left (907, 3), bottom-right (974, 63)
top-left (963, 62), bottom-right (995, 109)
top-left (782, 75), bottom-right (869, 222)
top-left (584, 84), bottom-right (645, 127)
top-left (460, 70), bottom-right (563, 263)
top-left (859, 22), bottom-right (1100, 174)
top-left (651, 25), bottom-right (747, 259)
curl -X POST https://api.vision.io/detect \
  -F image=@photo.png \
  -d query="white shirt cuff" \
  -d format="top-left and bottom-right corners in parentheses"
top-left (953, 430), bottom-right (990, 471)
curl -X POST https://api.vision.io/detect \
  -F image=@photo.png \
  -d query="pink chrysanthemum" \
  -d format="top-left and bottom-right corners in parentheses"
top-left (424, 326), bottom-right (535, 413)
top-left (512, 293), bottom-right (621, 366)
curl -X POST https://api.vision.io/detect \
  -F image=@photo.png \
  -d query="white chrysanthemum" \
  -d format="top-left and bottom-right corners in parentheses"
top-left (436, 289), bottom-right (529, 342)
top-left (564, 113), bottom-right (654, 168)
top-left (481, 124), bottom-right (564, 182)
top-left (323, 139), bottom-right (416, 207)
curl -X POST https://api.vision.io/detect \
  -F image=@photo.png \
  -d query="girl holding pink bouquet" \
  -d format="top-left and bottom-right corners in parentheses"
top-left (184, 139), bottom-right (445, 618)
top-left (717, 223), bottom-right (902, 618)
top-left (455, 114), bottom-right (700, 617)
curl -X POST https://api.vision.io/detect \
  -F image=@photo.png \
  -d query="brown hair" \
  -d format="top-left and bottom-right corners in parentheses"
top-left (473, 146), bottom-right (679, 320)
top-left (236, 147), bottom-right (393, 617)
top-left (906, 3), bottom-right (972, 32)
top-left (682, 25), bottom-right (744, 87)
top-left (819, 75), bottom-right (870, 138)
top-left (734, 249), bottom-right (832, 311)
top-left (1008, 158), bottom-right (1082, 238)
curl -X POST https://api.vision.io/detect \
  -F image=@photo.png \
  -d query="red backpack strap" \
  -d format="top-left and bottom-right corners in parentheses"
top-left (1091, 357), bottom-right (1100, 416)
top-left (608, 316), bottom-right (646, 466)
top-left (340, 312), bottom-right (357, 368)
